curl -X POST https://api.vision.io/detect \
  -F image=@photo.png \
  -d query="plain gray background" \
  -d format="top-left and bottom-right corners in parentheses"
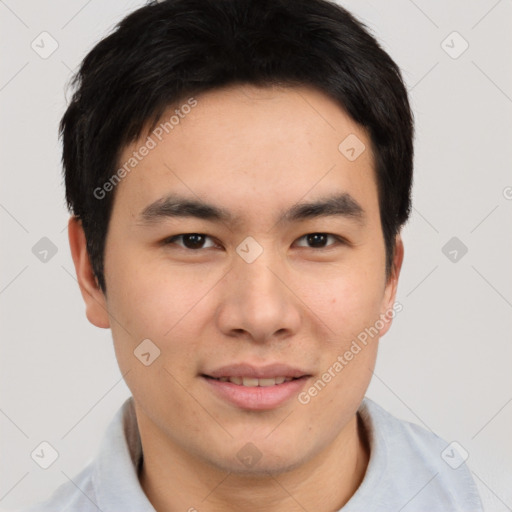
top-left (1, 0), bottom-right (511, 510)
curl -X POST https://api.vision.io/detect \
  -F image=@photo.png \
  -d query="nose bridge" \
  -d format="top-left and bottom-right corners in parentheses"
top-left (234, 236), bottom-right (285, 303)
top-left (217, 236), bottom-right (301, 341)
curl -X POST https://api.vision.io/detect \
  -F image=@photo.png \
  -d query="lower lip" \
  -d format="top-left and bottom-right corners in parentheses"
top-left (202, 376), bottom-right (310, 410)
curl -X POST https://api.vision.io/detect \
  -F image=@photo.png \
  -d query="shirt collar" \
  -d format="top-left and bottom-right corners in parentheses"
top-left (91, 396), bottom-right (380, 511)
top-left (93, 396), bottom-right (155, 511)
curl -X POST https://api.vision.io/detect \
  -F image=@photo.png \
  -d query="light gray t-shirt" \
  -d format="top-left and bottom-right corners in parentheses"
top-left (20, 396), bottom-right (483, 511)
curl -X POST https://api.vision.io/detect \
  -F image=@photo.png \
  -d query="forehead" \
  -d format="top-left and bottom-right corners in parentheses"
top-left (112, 84), bottom-right (379, 226)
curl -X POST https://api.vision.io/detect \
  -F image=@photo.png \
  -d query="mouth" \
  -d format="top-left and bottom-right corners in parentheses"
top-left (202, 375), bottom-right (302, 387)
top-left (201, 364), bottom-right (311, 410)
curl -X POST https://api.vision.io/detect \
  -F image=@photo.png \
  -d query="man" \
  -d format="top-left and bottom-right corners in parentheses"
top-left (23, 0), bottom-right (483, 510)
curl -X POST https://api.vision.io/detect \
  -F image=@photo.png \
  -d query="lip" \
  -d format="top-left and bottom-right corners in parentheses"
top-left (201, 363), bottom-right (311, 411)
top-left (204, 363), bottom-right (309, 380)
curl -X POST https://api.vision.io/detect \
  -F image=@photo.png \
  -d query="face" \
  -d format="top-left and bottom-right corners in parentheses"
top-left (70, 84), bottom-right (403, 475)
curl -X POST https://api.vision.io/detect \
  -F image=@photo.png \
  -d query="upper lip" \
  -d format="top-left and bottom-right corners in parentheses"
top-left (204, 363), bottom-right (310, 379)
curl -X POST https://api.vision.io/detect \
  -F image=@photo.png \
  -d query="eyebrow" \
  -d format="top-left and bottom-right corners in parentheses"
top-left (137, 192), bottom-right (366, 227)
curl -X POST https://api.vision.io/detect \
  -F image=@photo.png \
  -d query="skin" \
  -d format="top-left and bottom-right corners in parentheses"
top-left (69, 84), bottom-right (404, 512)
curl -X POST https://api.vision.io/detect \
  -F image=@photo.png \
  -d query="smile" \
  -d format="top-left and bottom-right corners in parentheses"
top-left (208, 376), bottom-right (297, 386)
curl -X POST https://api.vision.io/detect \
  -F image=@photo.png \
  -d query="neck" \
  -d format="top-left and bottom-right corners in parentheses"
top-left (137, 412), bottom-right (369, 512)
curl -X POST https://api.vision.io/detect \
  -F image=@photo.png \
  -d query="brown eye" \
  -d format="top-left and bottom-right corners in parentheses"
top-left (164, 233), bottom-right (217, 250)
top-left (295, 233), bottom-right (343, 249)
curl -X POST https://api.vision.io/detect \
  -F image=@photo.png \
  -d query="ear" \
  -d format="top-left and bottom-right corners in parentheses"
top-left (378, 233), bottom-right (404, 338)
top-left (68, 216), bottom-right (110, 329)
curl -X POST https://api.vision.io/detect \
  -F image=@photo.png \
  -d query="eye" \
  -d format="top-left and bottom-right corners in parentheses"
top-left (163, 233), bottom-right (218, 250)
top-left (163, 232), bottom-right (345, 251)
top-left (294, 233), bottom-right (345, 249)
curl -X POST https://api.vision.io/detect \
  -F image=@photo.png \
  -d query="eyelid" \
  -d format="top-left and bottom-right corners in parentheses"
top-left (163, 233), bottom-right (348, 250)
top-left (294, 233), bottom-right (346, 248)
top-left (163, 233), bottom-right (219, 249)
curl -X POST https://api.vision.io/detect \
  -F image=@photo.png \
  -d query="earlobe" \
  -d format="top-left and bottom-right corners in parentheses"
top-left (68, 216), bottom-right (110, 329)
top-left (379, 234), bottom-right (404, 337)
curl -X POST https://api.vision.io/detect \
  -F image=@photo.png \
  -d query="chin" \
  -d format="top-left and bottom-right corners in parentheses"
top-left (207, 449), bottom-right (308, 477)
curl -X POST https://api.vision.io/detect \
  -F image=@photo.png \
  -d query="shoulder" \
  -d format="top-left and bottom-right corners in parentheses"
top-left (16, 398), bottom-right (135, 512)
top-left (16, 463), bottom-right (97, 512)
top-left (349, 397), bottom-right (484, 511)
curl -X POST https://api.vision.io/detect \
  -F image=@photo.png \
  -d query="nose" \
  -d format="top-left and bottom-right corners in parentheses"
top-left (216, 244), bottom-right (302, 344)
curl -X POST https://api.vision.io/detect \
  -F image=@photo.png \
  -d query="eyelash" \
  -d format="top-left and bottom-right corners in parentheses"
top-left (162, 233), bottom-right (347, 251)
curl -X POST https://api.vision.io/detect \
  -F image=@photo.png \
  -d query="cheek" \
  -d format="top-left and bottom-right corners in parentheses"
top-left (105, 244), bottom-right (194, 331)
top-left (298, 274), bottom-right (382, 418)
top-left (103, 246), bottom-right (196, 366)
top-left (105, 255), bottom-right (205, 408)
top-left (302, 258), bottom-right (385, 337)
top-left (104, 228), bottom-right (386, 358)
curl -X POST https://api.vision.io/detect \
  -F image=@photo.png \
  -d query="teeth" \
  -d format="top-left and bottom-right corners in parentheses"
top-left (214, 376), bottom-right (295, 386)
top-left (257, 378), bottom-right (276, 387)
top-left (243, 377), bottom-right (260, 387)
